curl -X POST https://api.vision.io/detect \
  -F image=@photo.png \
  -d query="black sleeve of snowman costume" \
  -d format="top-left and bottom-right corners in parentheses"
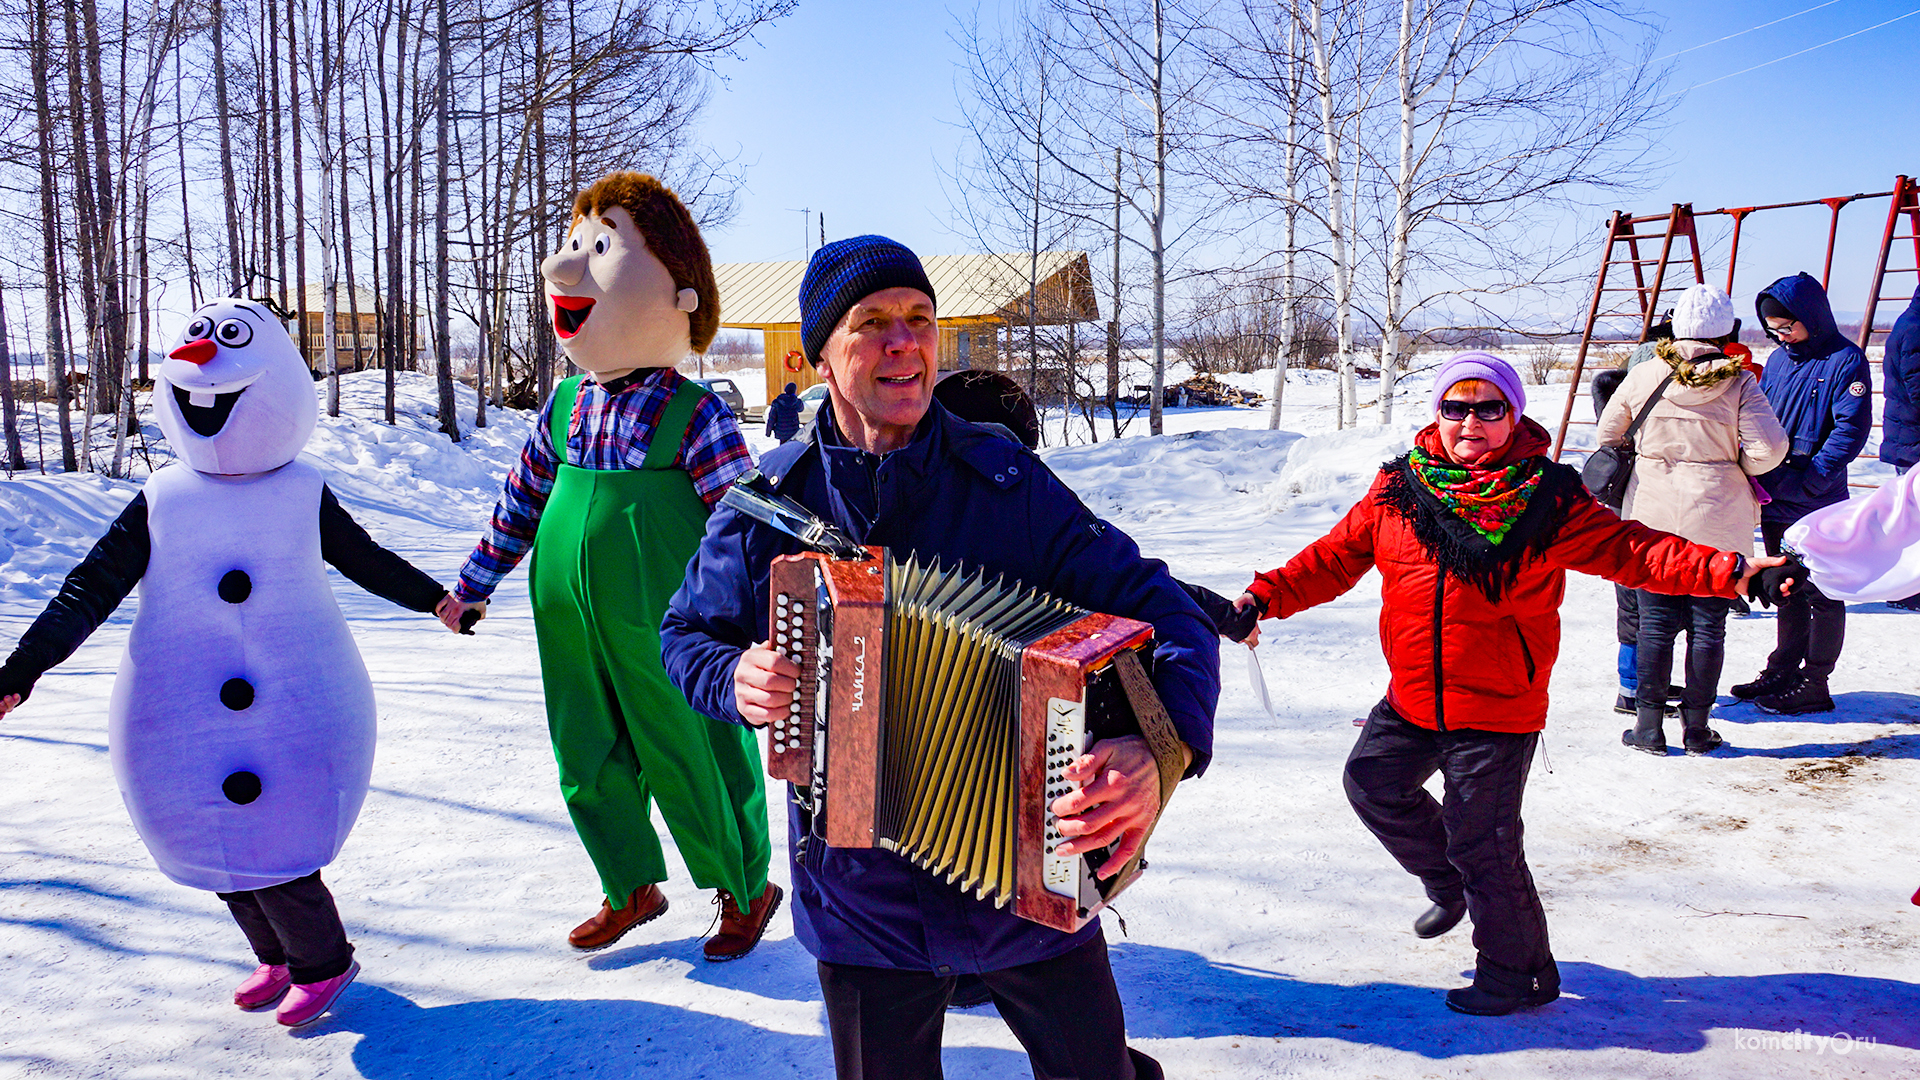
top-left (318, 487), bottom-right (448, 613)
top-left (0, 494), bottom-right (151, 704)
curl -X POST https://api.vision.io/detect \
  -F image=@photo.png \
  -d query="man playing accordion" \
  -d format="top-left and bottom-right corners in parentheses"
top-left (661, 235), bottom-right (1218, 1080)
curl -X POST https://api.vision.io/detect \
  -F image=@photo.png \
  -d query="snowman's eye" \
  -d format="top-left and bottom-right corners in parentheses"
top-left (215, 319), bottom-right (253, 347)
top-left (185, 317), bottom-right (212, 341)
top-left (593, 235), bottom-right (609, 255)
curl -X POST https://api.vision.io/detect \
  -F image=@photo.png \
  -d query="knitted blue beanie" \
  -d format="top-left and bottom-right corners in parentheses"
top-left (799, 235), bottom-right (937, 365)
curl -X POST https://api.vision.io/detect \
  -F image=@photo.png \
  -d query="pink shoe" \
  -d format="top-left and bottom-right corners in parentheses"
top-left (276, 960), bottom-right (360, 1028)
top-left (233, 964), bottom-right (292, 1010)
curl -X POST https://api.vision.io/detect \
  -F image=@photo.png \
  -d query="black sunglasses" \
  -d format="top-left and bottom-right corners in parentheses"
top-left (1438, 398), bottom-right (1510, 423)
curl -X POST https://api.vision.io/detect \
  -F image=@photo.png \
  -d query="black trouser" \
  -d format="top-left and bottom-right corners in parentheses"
top-left (816, 931), bottom-right (1159, 1080)
top-left (1637, 592), bottom-right (1732, 713)
top-left (1763, 518), bottom-right (1846, 681)
top-left (217, 870), bottom-right (354, 985)
top-left (1343, 700), bottom-right (1556, 992)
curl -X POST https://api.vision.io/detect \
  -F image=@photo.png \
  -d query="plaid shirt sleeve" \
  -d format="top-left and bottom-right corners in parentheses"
top-left (681, 392), bottom-right (756, 508)
top-left (454, 394), bottom-right (562, 602)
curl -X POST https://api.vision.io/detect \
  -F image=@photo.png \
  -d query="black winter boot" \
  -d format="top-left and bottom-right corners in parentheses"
top-left (1621, 704), bottom-right (1668, 755)
top-left (1414, 899), bottom-right (1467, 939)
top-left (1732, 668), bottom-right (1796, 701)
top-left (1756, 676), bottom-right (1835, 715)
top-left (1446, 957), bottom-right (1560, 1016)
top-left (1680, 707), bottom-right (1723, 756)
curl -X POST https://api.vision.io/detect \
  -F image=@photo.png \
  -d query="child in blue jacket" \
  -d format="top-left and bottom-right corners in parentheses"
top-left (1732, 273), bottom-right (1872, 713)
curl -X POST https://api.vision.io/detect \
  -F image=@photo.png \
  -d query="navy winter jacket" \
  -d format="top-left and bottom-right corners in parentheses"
top-left (660, 400), bottom-right (1218, 974)
top-left (1881, 292), bottom-right (1920, 470)
top-left (1754, 273), bottom-right (1873, 522)
top-left (764, 389), bottom-right (803, 441)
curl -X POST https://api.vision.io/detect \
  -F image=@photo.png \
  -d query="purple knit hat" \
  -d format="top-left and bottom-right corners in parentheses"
top-left (1429, 351), bottom-right (1526, 416)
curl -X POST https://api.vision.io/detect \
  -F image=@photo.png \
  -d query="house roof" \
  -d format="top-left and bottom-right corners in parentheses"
top-left (714, 250), bottom-right (1092, 327)
top-left (298, 282), bottom-right (383, 312)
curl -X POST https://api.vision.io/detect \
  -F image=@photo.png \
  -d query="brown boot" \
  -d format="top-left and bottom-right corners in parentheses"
top-left (568, 884), bottom-right (668, 951)
top-left (703, 883), bottom-right (783, 962)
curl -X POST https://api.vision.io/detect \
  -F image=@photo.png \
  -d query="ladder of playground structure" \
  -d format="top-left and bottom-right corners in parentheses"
top-left (1551, 176), bottom-right (1917, 489)
top-left (1855, 173), bottom-right (1918, 403)
top-left (1549, 204), bottom-right (1704, 461)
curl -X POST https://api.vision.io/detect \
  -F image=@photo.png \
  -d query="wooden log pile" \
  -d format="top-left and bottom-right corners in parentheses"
top-left (1166, 373), bottom-right (1265, 408)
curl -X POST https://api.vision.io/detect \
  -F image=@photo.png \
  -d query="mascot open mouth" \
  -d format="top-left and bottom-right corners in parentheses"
top-left (553, 295), bottom-right (595, 338)
top-left (173, 385), bottom-right (246, 437)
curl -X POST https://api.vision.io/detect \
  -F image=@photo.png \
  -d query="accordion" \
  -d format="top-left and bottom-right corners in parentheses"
top-left (766, 546), bottom-right (1179, 933)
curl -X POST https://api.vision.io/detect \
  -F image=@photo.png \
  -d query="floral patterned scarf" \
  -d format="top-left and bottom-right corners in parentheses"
top-left (1405, 446), bottom-right (1544, 546)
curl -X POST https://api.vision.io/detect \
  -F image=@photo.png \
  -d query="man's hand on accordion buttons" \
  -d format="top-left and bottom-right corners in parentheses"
top-left (1051, 735), bottom-right (1161, 879)
top-left (734, 641), bottom-right (800, 728)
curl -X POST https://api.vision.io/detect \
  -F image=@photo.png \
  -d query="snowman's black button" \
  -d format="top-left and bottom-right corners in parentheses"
top-left (222, 771), bottom-right (261, 805)
top-left (218, 570), bottom-right (252, 604)
top-left (220, 678), bottom-right (254, 711)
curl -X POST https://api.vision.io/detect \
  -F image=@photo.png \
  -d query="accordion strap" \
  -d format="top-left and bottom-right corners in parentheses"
top-left (1111, 649), bottom-right (1187, 881)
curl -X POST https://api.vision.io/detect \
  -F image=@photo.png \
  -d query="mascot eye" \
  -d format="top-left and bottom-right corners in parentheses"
top-left (593, 235), bottom-right (609, 255)
top-left (185, 317), bottom-right (212, 341)
top-left (215, 319), bottom-right (254, 347)
top-left (571, 235), bottom-right (581, 250)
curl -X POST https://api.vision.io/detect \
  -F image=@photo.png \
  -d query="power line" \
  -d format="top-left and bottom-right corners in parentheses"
top-left (1654, 0), bottom-right (1845, 62)
top-left (1667, 6), bottom-right (1920, 98)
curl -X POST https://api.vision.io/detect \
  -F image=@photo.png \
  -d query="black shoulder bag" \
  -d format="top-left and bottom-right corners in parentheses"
top-left (1581, 371), bottom-right (1676, 509)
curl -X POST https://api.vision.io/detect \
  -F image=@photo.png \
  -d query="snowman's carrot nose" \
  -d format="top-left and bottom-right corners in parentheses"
top-left (170, 338), bottom-right (216, 364)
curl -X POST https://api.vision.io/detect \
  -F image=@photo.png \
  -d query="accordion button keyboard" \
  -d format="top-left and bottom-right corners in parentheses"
top-left (1043, 697), bottom-right (1090, 897)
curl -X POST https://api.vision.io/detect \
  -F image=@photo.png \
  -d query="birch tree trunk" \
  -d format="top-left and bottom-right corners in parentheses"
top-left (1379, 0), bottom-right (1413, 426)
top-left (32, 0), bottom-right (77, 471)
top-left (312, 0), bottom-right (341, 416)
top-left (1309, 0), bottom-right (1355, 429)
top-left (211, 0), bottom-right (244, 295)
top-left (1148, 0), bottom-right (1167, 436)
top-left (0, 283), bottom-right (23, 471)
top-left (288, 0), bottom-right (310, 367)
top-left (433, 0), bottom-right (458, 440)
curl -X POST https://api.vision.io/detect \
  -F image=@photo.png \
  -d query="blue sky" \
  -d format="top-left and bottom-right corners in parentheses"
top-left (694, 0), bottom-right (1920, 322)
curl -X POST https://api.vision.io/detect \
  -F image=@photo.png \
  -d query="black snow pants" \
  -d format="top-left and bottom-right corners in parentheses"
top-left (1762, 519), bottom-right (1847, 681)
top-left (816, 931), bottom-right (1160, 1080)
top-left (1343, 699), bottom-right (1557, 994)
top-left (217, 870), bottom-right (355, 984)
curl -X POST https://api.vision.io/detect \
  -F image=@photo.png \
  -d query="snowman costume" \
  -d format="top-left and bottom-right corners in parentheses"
top-left (0, 299), bottom-right (448, 996)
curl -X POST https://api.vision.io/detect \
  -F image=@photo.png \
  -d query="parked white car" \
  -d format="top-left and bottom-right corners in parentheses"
top-left (797, 383), bottom-right (830, 427)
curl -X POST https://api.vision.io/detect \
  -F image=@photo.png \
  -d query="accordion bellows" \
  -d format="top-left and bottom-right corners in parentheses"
top-left (769, 548), bottom-right (1158, 932)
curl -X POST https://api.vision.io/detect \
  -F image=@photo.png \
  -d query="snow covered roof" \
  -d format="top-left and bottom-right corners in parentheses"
top-left (714, 250), bottom-right (1095, 328)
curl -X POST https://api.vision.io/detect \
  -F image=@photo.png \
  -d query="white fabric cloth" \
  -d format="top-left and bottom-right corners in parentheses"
top-left (1784, 467), bottom-right (1920, 602)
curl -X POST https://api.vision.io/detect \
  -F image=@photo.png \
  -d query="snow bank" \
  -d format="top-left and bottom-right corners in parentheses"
top-left (1260, 422), bottom-right (1421, 514)
top-left (1041, 427), bottom-right (1302, 524)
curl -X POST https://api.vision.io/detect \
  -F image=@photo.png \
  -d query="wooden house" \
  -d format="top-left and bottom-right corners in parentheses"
top-left (297, 283), bottom-right (384, 373)
top-left (712, 251), bottom-right (1099, 403)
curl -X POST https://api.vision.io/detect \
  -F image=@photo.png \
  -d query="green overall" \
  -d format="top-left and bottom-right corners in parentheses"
top-left (530, 375), bottom-right (770, 908)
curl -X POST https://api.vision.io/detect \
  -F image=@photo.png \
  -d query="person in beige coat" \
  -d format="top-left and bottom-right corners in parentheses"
top-left (1598, 284), bottom-right (1789, 755)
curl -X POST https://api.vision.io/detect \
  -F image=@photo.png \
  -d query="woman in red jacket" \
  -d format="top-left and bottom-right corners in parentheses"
top-left (1235, 352), bottom-right (1791, 1017)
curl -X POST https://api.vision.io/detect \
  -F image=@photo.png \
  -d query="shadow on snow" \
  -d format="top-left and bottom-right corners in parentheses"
top-left (292, 939), bottom-right (1920, 1072)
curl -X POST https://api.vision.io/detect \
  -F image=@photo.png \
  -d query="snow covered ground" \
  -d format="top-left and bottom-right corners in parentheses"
top-left (3, 368), bottom-right (1919, 1078)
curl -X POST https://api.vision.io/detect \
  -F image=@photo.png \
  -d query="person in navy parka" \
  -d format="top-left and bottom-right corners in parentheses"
top-left (1879, 291), bottom-right (1920, 609)
top-left (660, 235), bottom-right (1217, 1080)
top-left (1881, 291), bottom-right (1920, 475)
top-left (1733, 273), bottom-right (1873, 712)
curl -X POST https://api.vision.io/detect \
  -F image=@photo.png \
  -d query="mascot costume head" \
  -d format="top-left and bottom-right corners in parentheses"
top-left (155, 298), bottom-right (318, 475)
top-left (540, 172), bottom-right (719, 377)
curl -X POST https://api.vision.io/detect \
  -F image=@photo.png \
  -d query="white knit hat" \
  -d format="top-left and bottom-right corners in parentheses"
top-left (1673, 283), bottom-right (1737, 340)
